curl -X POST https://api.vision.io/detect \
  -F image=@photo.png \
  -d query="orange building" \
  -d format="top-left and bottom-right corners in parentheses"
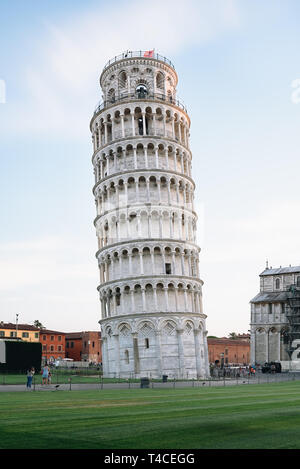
top-left (65, 331), bottom-right (102, 364)
top-left (207, 337), bottom-right (250, 366)
top-left (40, 329), bottom-right (66, 364)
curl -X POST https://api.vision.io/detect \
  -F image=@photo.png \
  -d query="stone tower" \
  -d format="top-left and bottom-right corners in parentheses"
top-left (90, 50), bottom-right (209, 378)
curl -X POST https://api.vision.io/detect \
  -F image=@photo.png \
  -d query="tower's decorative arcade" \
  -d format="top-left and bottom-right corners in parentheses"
top-left (91, 51), bottom-right (209, 378)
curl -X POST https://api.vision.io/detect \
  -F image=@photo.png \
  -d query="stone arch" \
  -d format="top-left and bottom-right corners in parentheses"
top-left (161, 319), bottom-right (177, 336)
top-left (156, 71), bottom-right (165, 91)
top-left (118, 70), bottom-right (127, 90)
top-left (118, 322), bottom-right (132, 337)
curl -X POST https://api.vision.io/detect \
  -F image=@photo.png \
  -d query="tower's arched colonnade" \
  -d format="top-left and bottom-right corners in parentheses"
top-left (91, 52), bottom-right (209, 378)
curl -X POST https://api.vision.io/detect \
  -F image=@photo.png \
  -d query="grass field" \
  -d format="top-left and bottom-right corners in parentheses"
top-left (1, 381), bottom-right (300, 449)
top-left (0, 372), bottom-right (126, 386)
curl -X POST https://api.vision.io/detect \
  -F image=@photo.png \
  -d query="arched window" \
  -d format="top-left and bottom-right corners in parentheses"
top-left (125, 350), bottom-right (129, 364)
top-left (156, 71), bottom-right (164, 90)
top-left (107, 88), bottom-right (115, 103)
top-left (136, 84), bottom-right (148, 98)
top-left (275, 278), bottom-right (280, 290)
top-left (297, 276), bottom-right (300, 287)
top-left (119, 71), bottom-right (127, 89)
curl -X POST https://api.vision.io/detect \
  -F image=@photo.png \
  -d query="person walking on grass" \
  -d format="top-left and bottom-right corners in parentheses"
top-left (41, 364), bottom-right (49, 385)
top-left (26, 367), bottom-right (35, 390)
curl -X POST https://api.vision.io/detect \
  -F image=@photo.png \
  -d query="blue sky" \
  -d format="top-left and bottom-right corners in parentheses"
top-left (0, 0), bottom-right (300, 335)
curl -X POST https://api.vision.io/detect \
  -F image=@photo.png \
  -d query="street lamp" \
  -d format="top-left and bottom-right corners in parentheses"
top-left (16, 313), bottom-right (19, 338)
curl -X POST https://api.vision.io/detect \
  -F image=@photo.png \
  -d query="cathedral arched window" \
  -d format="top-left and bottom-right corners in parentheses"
top-left (275, 278), bottom-right (280, 290)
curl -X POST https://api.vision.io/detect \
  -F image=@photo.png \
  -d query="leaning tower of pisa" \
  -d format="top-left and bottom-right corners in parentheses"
top-left (90, 51), bottom-right (209, 379)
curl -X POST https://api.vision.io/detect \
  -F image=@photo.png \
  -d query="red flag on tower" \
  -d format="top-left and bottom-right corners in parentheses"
top-left (144, 50), bottom-right (154, 58)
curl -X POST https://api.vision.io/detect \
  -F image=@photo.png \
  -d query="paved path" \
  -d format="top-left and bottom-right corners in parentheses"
top-left (0, 375), bottom-right (295, 393)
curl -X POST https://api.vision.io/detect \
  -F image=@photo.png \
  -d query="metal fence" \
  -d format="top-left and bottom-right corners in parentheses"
top-left (1, 369), bottom-right (300, 391)
top-left (93, 92), bottom-right (188, 116)
top-left (102, 51), bottom-right (175, 72)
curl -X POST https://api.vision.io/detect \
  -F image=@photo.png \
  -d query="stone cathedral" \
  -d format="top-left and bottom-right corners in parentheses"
top-left (250, 265), bottom-right (300, 367)
top-left (90, 50), bottom-right (210, 379)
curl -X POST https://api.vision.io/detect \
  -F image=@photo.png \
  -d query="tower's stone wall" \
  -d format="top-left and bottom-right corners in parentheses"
top-left (91, 52), bottom-right (209, 378)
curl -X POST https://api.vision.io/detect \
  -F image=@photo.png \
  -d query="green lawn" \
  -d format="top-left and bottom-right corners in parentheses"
top-left (0, 372), bottom-right (129, 385)
top-left (1, 382), bottom-right (300, 449)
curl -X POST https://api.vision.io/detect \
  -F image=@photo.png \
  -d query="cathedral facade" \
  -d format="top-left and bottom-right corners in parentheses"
top-left (250, 265), bottom-right (300, 365)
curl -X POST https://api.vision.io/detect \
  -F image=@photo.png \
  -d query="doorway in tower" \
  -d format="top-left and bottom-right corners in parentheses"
top-left (138, 116), bottom-right (149, 135)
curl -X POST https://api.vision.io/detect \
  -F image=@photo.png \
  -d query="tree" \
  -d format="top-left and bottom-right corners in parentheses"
top-left (33, 320), bottom-right (45, 329)
top-left (228, 332), bottom-right (238, 340)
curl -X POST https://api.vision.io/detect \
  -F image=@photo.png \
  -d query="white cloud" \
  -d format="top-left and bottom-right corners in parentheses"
top-left (0, 235), bottom-right (100, 330)
top-left (2, 0), bottom-right (240, 139)
top-left (199, 198), bottom-right (300, 336)
top-left (0, 236), bottom-right (96, 291)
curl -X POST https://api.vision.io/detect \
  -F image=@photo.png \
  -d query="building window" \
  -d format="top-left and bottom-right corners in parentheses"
top-left (43, 345), bottom-right (46, 351)
top-left (43, 335), bottom-right (46, 341)
top-left (92, 342), bottom-right (95, 348)
top-left (22, 332), bottom-right (29, 338)
top-left (50, 336), bottom-right (54, 341)
top-left (0, 331), bottom-right (4, 337)
top-left (165, 263), bottom-right (172, 274)
top-left (58, 346), bottom-right (62, 352)
top-left (50, 345), bottom-right (54, 352)
top-left (145, 338), bottom-right (150, 349)
top-left (10, 331), bottom-right (16, 337)
top-left (125, 350), bottom-right (129, 364)
top-left (71, 342), bottom-right (74, 348)
top-left (268, 304), bottom-right (272, 314)
top-left (58, 336), bottom-right (61, 341)
top-left (66, 342), bottom-right (69, 348)
top-left (35, 333), bottom-right (39, 339)
top-left (297, 276), bottom-right (300, 287)
top-left (275, 278), bottom-right (280, 290)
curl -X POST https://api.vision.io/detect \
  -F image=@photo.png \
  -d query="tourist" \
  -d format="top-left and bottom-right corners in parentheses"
top-left (26, 367), bottom-right (35, 390)
top-left (42, 364), bottom-right (49, 385)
